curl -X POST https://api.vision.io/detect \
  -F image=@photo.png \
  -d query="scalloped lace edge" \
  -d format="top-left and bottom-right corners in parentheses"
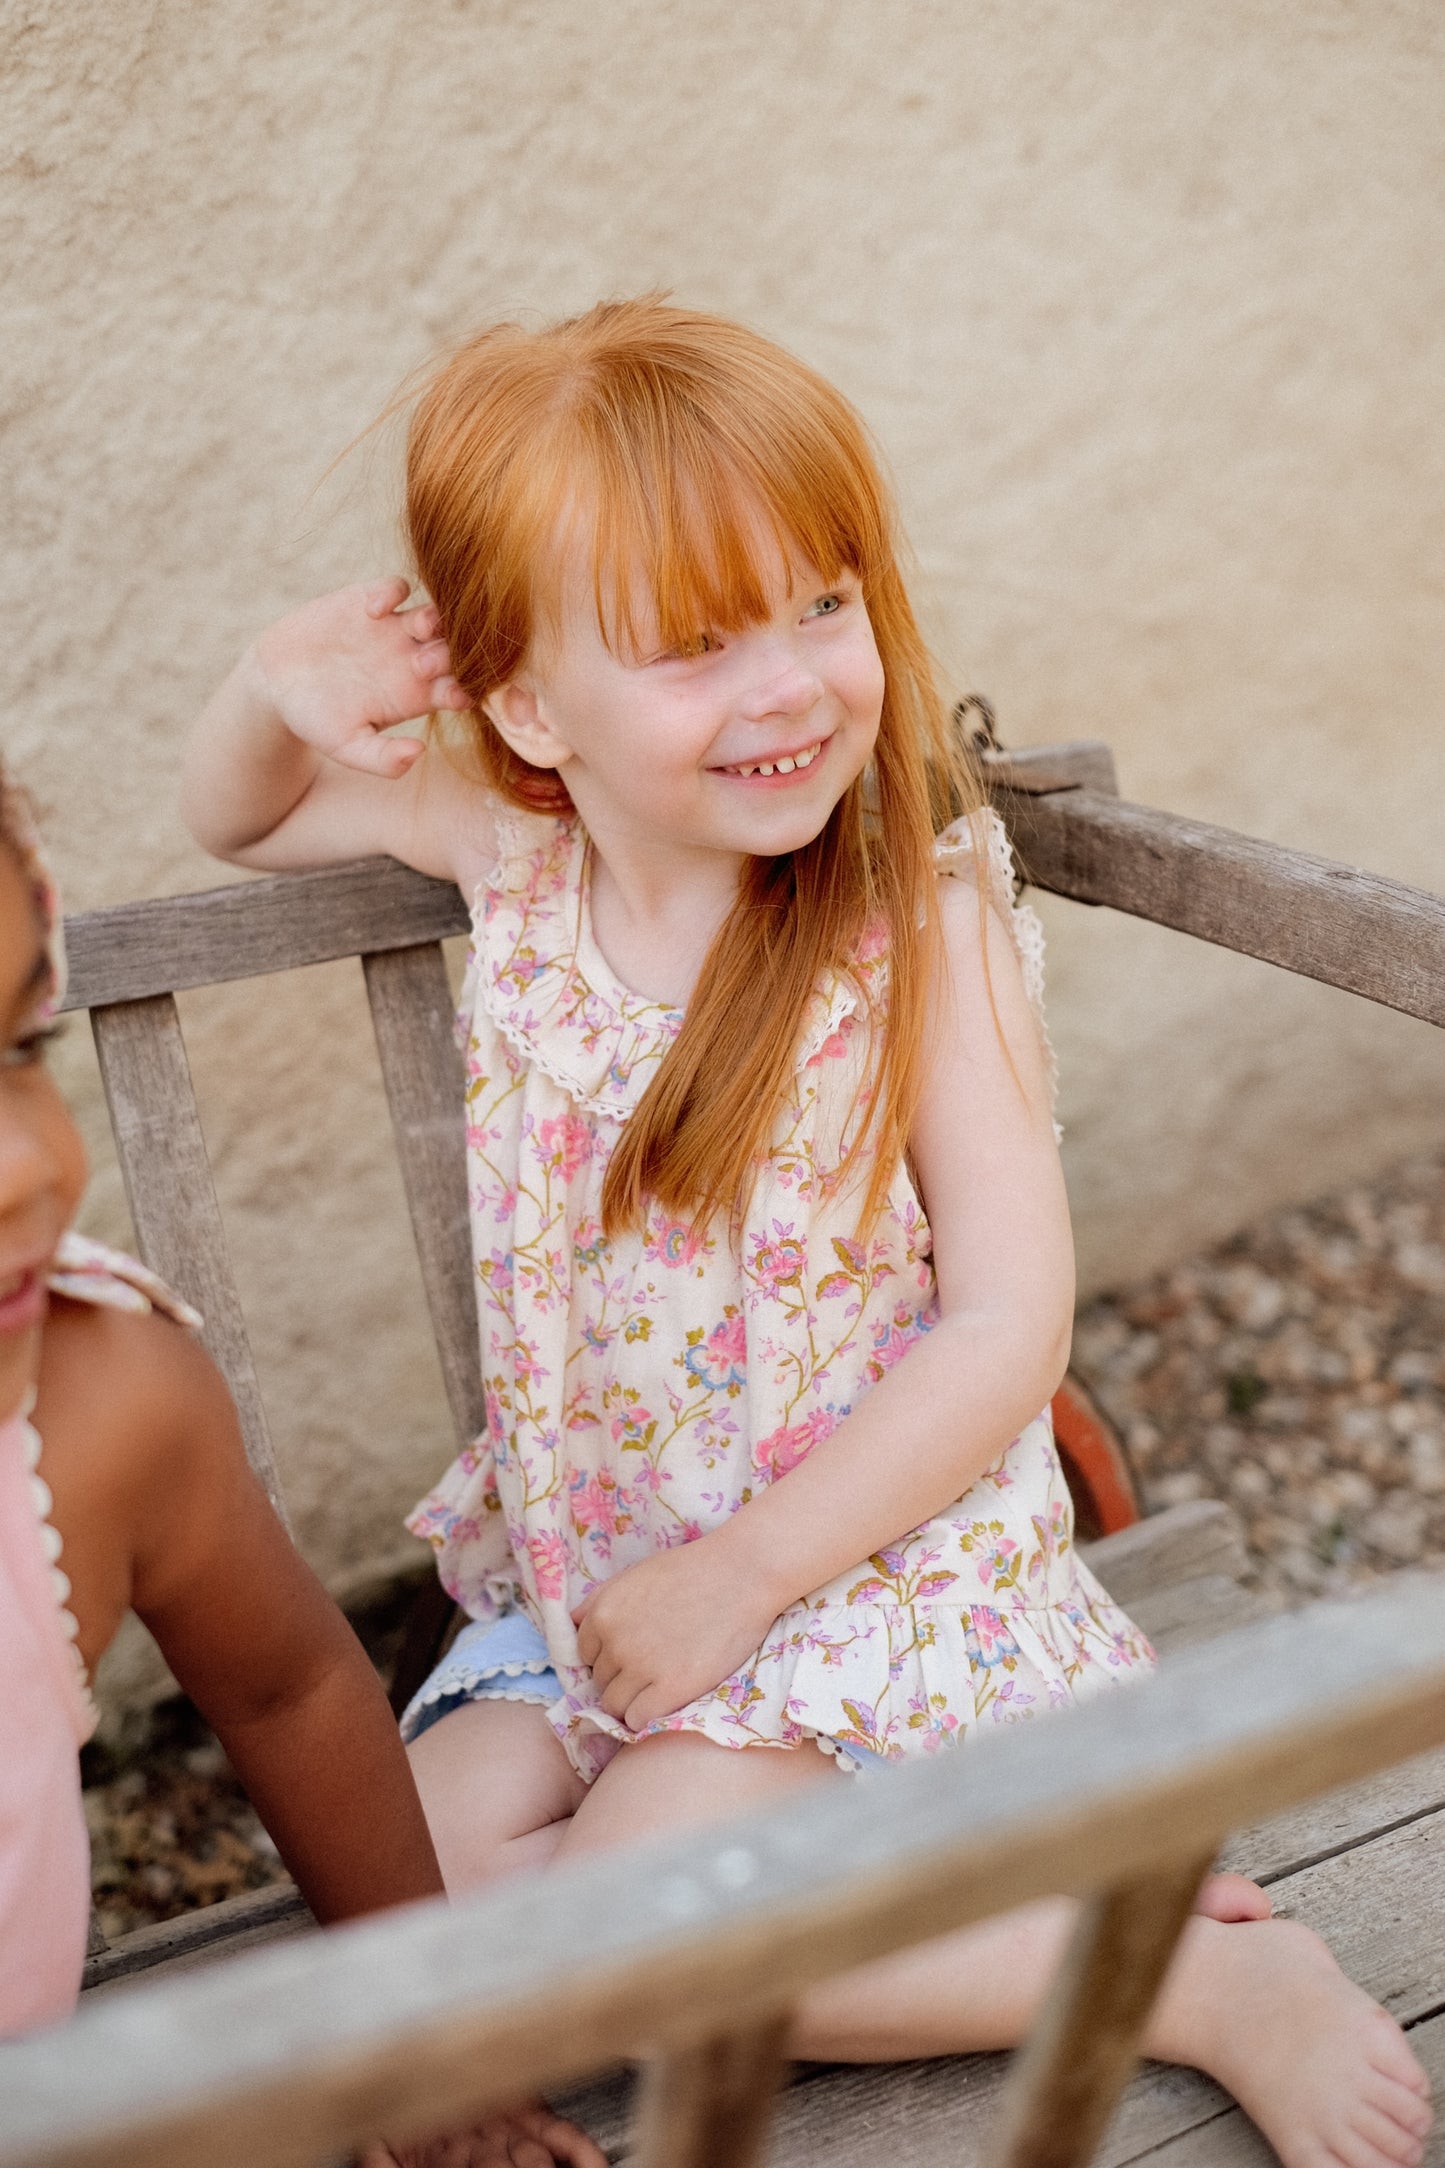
top-left (936, 807), bottom-right (1060, 1117)
top-left (19, 1407), bottom-right (99, 1741)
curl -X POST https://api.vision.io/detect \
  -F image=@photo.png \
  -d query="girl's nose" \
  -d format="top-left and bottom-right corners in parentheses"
top-left (738, 659), bottom-right (822, 725)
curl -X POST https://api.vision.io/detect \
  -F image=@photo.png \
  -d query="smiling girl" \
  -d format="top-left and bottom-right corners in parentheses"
top-left (183, 298), bottom-right (1431, 2168)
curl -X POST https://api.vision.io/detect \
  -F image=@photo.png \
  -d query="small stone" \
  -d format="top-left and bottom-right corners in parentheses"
top-left (1361, 1496), bottom-right (1429, 1565)
top-left (1395, 1242), bottom-right (1445, 1294)
top-left (1229, 1462), bottom-right (1273, 1509)
top-left (1407, 1433), bottom-right (1445, 1496)
top-left (1146, 1471), bottom-right (1210, 1509)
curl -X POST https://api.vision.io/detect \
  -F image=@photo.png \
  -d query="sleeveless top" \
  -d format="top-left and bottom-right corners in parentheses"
top-left (0, 1235), bottom-right (200, 2036)
top-left (407, 807), bottom-right (1153, 1781)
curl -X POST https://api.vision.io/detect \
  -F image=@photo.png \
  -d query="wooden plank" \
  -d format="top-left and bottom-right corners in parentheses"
top-left (1222, 1743), bottom-right (1445, 1886)
top-left (1081, 1502), bottom-right (1249, 1615)
top-left (1000, 788), bottom-right (1445, 1029)
top-left (85, 1508), bottom-right (1265, 1994)
top-left (981, 741), bottom-right (1120, 798)
top-left (632, 2015), bottom-right (792, 2168)
top-left (60, 859), bottom-right (469, 1014)
top-left (82, 1887), bottom-right (311, 1996)
top-left (89, 999), bottom-right (289, 1527)
top-left (993, 1854), bottom-right (1215, 2168)
top-left (360, 945), bottom-right (483, 1451)
top-left (54, 740), bottom-right (1108, 1017)
top-left (87, 1503), bottom-right (1257, 2003)
top-left (6, 1579), bottom-right (1445, 2168)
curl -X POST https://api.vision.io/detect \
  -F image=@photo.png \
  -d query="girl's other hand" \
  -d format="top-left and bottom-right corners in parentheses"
top-left (248, 577), bottom-right (471, 780)
top-left (571, 1531), bottom-right (782, 1732)
top-left (361, 2099), bottom-right (607, 2166)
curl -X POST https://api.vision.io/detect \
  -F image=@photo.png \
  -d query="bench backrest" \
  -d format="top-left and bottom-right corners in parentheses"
top-left (20, 739), bottom-right (1445, 2168)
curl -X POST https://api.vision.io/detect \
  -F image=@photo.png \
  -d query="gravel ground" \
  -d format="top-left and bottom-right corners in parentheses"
top-left (1072, 1152), bottom-right (1445, 1604)
top-left (84, 1151), bottom-right (1445, 1936)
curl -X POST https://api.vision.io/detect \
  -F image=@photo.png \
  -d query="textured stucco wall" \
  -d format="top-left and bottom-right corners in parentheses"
top-left (2, 0), bottom-right (1442, 1712)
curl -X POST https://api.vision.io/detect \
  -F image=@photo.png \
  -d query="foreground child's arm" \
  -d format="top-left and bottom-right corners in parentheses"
top-left (181, 579), bottom-right (491, 890)
top-left (575, 876), bottom-right (1073, 1730)
top-left (41, 1298), bottom-right (448, 1920)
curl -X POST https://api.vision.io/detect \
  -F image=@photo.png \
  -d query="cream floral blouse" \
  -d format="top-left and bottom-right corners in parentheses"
top-left (407, 804), bottom-right (1154, 1780)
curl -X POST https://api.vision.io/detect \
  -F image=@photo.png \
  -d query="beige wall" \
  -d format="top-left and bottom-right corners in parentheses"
top-left (3, 1), bottom-right (1442, 1711)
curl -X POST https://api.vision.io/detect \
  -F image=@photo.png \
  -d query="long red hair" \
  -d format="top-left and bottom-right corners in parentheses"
top-left (403, 298), bottom-right (982, 1234)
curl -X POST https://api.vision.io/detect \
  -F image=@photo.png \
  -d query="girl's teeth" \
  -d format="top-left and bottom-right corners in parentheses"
top-left (733, 742), bottom-right (821, 778)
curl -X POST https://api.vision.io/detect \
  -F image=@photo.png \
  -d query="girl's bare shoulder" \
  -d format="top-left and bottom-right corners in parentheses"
top-left (34, 1300), bottom-right (245, 1665)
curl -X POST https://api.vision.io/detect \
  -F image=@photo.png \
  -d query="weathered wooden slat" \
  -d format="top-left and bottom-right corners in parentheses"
top-left (565, 1793), bottom-right (1445, 2166)
top-left (360, 945), bottom-right (483, 1452)
top-left (632, 2013), bottom-right (791, 2168)
top-left (81, 1887), bottom-right (310, 1997)
top-left (55, 742), bottom-right (1118, 1018)
top-left (1080, 1501), bottom-right (1247, 1615)
top-left (76, 1500), bottom-right (1250, 1996)
top-left (982, 740), bottom-right (1121, 798)
top-left (60, 858), bottom-right (469, 1014)
top-left (8, 1579), bottom-right (1445, 2168)
top-left (1222, 1742), bottom-right (1445, 1886)
top-left (1000, 788), bottom-right (1445, 1029)
top-left (89, 998), bottom-right (289, 1526)
top-left (993, 1853), bottom-right (1215, 2168)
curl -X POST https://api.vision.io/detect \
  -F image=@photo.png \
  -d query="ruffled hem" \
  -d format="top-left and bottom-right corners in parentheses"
top-left (555, 1567), bottom-right (1155, 1781)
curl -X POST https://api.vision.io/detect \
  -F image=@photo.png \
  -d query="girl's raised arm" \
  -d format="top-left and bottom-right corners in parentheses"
top-left (182, 578), bottom-right (495, 893)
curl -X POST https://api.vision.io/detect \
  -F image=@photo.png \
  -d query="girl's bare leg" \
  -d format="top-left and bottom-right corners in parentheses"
top-left (406, 1700), bottom-right (586, 1889)
top-left (556, 1734), bottom-right (1431, 2168)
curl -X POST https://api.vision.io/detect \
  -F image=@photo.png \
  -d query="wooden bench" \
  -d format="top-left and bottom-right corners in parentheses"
top-left (4, 739), bottom-right (1444, 2165)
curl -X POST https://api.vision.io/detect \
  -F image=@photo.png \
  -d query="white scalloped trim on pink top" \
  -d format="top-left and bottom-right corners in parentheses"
top-left (17, 1395), bottom-right (99, 1743)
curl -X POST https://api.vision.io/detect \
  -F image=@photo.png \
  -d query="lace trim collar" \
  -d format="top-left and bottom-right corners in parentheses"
top-left (474, 811), bottom-right (863, 1122)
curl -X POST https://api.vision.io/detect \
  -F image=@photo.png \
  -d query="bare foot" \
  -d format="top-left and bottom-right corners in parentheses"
top-left (360, 2100), bottom-right (607, 2167)
top-left (1195, 1870), bottom-right (1273, 1923)
top-left (1167, 1917), bottom-right (1431, 2168)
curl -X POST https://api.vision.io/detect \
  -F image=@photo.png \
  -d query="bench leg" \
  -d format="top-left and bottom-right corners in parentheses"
top-left (632, 2011), bottom-right (791, 2168)
top-left (991, 1849), bottom-right (1216, 2168)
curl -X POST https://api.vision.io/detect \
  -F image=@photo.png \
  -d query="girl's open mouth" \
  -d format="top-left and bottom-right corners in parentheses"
top-left (0, 1267), bottom-right (46, 1336)
top-left (715, 738), bottom-right (826, 781)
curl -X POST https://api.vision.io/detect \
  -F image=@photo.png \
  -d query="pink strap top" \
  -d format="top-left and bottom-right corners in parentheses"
top-left (0, 1234), bottom-right (199, 2037)
top-left (0, 1404), bottom-right (93, 2035)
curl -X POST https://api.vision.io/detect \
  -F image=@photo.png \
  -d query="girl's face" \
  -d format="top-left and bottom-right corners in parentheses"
top-left (0, 843), bottom-right (86, 1420)
top-left (491, 535), bottom-right (886, 874)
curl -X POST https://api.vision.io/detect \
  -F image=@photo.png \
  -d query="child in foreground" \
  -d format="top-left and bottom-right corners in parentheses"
top-left (185, 297), bottom-right (1430, 2168)
top-left (0, 770), bottom-right (601, 2167)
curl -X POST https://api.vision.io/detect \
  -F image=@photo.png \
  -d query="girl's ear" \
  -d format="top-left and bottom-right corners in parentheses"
top-left (482, 681), bottom-right (575, 772)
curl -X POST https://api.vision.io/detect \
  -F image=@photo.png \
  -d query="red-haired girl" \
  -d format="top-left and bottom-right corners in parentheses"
top-left (185, 299), bottom-right (1429, 2168)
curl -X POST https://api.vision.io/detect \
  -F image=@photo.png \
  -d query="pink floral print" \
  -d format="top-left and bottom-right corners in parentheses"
top-left (407, 806), bottom-right (1154, 1781)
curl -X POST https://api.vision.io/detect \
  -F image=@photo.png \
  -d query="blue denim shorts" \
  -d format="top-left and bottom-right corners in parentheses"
top-left (399, 1611), bottom-right (560, 1744)
top-left (399, 1608), bottom-right (876, 1767)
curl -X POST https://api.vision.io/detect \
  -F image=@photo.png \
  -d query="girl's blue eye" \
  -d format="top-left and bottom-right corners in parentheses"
top-left (809, 594), bottom-right (843, 618)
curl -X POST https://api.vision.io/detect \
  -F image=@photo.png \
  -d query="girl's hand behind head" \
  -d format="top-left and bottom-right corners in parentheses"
top-left (247, 578), bottom-right (471, 780)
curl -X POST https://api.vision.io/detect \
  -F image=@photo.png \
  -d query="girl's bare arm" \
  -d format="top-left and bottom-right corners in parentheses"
top-left (42, 1302), bottom-right (444, 1921)
top-left (181, 578), bottom-right (496, 893)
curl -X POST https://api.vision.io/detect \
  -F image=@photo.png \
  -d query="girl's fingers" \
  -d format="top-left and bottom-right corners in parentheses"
top-left (411, 640), bottom-right (452, 678)
top-left (364, 575), bottom-right (412, 618)
top-left (433, 676), bottom-right (472, 712)
top-left (404, 603), bottom-right (443, 642)
top-left (331, 730), bottom-right (425, 779)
